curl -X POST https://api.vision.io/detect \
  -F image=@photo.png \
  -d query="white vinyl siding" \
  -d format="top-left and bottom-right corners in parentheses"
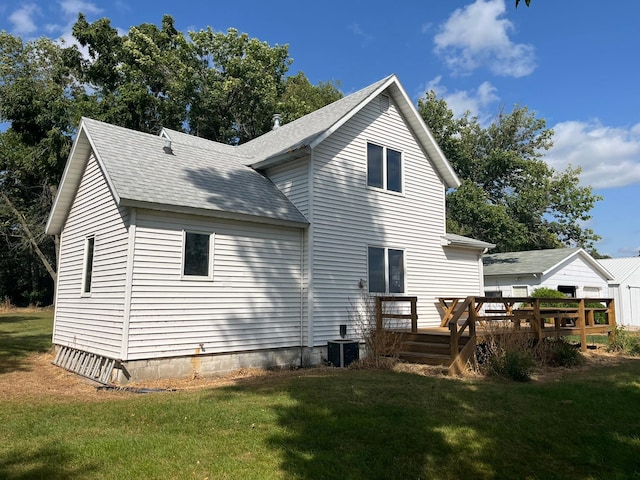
top-left (265, 157), bottom-right (310, 217)
top-left (309, 94), bottom-right (480, 343)
top-left (53, 153), bottom-right (129, 358)
top-left (265, 158), bottom-right (310, 345)
top-left (125, 210), bottom-right (303, 360)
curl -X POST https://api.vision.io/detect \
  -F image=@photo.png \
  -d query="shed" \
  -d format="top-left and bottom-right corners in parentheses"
top-left (483, 248), bottom-right (612, 298)
top-left (598, 257), bottom-right (640, 327)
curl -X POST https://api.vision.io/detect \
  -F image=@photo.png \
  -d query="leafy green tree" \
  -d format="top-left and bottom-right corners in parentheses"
top-left (418, 90), bottom-right (602, 253)
top-left (188, 27), bottom-right (292, 143)
top-left (0, 15), bottom-right (343, 305)
top-left (72, 14), bottom-right (198, 134)
top-left (278, 72), bottom-right (343, 124)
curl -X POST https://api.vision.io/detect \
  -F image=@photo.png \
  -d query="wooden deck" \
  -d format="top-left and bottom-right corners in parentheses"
top-left (376, 296), bottom-right (616, 374)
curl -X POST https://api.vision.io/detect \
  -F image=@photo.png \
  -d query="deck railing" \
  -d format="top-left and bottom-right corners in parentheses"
top-left (375, 296), bottom-right (418, 332)
top-left (440, 296), bottom-right (616, 352)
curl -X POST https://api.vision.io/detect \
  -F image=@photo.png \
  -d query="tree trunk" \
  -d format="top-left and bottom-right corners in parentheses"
top-left (0, 190), bottom-right (57, 282)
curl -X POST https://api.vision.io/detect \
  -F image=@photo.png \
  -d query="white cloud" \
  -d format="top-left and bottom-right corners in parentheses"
top-left (434, 0), bottom-right (535, 77)
top-left (423, 76), bottom-right (500, 124)
top-left (348, 22), bottom-right (374, 46)
top-left (59, 0), bottom-right (102, 17)
top-left (9, 4), bottom-right (41, 34)
top-left (547, 121), bottom-right (640, 189)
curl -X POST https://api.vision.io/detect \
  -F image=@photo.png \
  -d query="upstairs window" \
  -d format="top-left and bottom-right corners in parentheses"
top-left (368, 246), bottom-right (405, 294)
top-left (82, 236), bottom-right (95, 295)
top-left (367, 143), bottom-right (402, 193)
top-left (183, 231), bottom-right (213, 279)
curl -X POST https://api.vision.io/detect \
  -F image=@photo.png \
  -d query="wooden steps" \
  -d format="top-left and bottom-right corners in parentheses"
top-left (397, 331), bottom-right (470, 367)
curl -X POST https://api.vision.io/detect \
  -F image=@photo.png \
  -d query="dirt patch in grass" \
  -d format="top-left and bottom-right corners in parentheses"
top-left (0, 346), bottom-right (636, 403)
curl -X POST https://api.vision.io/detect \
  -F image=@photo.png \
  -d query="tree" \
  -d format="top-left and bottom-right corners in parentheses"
top-left (515, 0), bottom-right (531, 7)
top-left (0, 33), bottom-right (81, 304)
top-left (188, 27), bottom-right (292, 144)
top-left (418, 90), bottom-right (602, 253)
top-left (277, 72), bottom-right (343, 124)
top-left (0, 15), bottom-right (343, 305)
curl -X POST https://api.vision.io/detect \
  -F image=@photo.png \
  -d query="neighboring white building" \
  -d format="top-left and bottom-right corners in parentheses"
top-left (46, 74), bottom-right (493, 383)
top-left (598, 257), bottom-right (640, 327)
top-left (483, 248), bottom-right (612, 299)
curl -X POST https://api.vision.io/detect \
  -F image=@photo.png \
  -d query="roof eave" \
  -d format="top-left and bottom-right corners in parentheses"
top-left (120, 199), bottom-right (310, 229)
top-left (250, 144), bottom-right (310, 170)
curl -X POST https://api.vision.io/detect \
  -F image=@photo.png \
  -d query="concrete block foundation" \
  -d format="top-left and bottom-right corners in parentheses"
top-left (113, 346), bottom-right (328, 384)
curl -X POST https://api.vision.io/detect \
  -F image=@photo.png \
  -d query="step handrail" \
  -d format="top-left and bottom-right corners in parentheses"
top-left (448, 296), bottom-right (478, 374)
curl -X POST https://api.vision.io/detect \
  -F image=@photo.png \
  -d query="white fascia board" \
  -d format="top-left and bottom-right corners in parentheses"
top-left (120, 199), bottom-right (310, 229)
top-left (308, 75), bottom-right (397, 151)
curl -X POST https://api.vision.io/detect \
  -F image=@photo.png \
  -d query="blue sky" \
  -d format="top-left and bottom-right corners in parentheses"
top-left (1, 0), bottom-right (639, 258)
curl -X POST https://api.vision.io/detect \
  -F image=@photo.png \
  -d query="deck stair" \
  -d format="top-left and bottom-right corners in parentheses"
top-left (52, 345), bottom-right (117, 385)
top-left (398, 331), bottom-right (471, 367)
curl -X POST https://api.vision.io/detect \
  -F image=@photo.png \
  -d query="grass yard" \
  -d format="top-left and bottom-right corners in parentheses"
top-left (2, 312), bottom-right (640, 479)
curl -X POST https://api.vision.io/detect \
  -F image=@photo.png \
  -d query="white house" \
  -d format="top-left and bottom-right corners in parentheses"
top-left (598, 257), bottom-right (640, 327)
top-left (483, 248), bottom-right (612, 299)
top-left (46, 74), bottom-right (493, 383)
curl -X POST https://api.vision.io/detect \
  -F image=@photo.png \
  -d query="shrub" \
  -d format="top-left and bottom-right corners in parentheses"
top-left (486, 348), bottom-right (535, 382)
top-left (607, 327), bottom-right (640, 356)
top-left (539, 337), bottom-right (584, 367)
top-left (530, 287), bottom-right (573, 308)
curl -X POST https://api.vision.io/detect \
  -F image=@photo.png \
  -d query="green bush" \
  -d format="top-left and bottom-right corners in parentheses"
top-left (539, 337), bottom-right (584, 367)
top-left (530, 287), bottom-right (573, 308)
top-left (486, 348), bottom-right (535, 382)
top-left (607, 327), bottom-right (640, 356)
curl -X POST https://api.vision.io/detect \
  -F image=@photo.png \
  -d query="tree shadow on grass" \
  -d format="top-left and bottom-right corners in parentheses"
top-left (0, 442), bottom-right (97, 480)
top-left (255, 365), bottom-right (640, 479)
top-left (0, 314), bottom-right (52, 374)
top-left (263, 369), bottom-right (495, 480)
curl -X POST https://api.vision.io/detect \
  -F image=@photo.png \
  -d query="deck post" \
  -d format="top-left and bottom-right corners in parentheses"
top-left (410, 297), bottom-right (418, 333)
top-left (532, 298), bottom-right (542, 341)
top-left (577, 299), bottom-right (587, 352)
top-left (376, 297), bottom-right (383, 331)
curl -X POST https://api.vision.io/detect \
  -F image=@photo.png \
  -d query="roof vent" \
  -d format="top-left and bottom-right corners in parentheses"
top-left (272, 113), bottom-right (282, 130)
top-left (379, 94), bottom-right (390, 113)
top-left (163, 139), bottom-right (173, 155)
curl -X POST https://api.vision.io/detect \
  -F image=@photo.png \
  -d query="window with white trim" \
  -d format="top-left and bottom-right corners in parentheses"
top-left (368, 246), bottom-right (405, 294)
top-left (182, 231), bottom-right (213, 279)
top-left (512, 286), bottom-right (528, 297)
top-left (82, 236), bottom-right (95, 295)
top-left (367, 143), bottom-right (402, 193)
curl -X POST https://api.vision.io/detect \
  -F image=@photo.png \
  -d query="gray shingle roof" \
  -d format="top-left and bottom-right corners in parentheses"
top-left (48, 74), bottom-right (463, 234)
top-left (82, 118), bottom-right (309, 226)
top-left (483, 248), bottom-right (583, 276)
top-left (237, 75), bottom-right (393, 162)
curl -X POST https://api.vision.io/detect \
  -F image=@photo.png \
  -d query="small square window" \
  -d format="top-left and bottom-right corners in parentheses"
top-left (512, 286), bottom-right (528, 297)
top-left (183, 232), bottom-right (212, 278)
top-left (367, 143), bottom-right (402, 193)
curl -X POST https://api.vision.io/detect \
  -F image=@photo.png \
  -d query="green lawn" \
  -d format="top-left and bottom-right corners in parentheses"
top-left (2, 312), bottom-right (640, 479)
top-left (0, 310), bottom-right (54, 374)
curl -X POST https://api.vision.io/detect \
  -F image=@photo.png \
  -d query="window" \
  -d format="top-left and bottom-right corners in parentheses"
top-left (512, 286), bottom-right (528, 297)
top-left (557, 285), bottom-right (576, 297)
top-left (183, 232), bottom-right (212, 278)
top-left (368, 246), bottom-right (405, 294)
top-left (82, 236), bottom-right (95, 295)
top-left (484, 290), bottom-right (503, 298)
top-left (367, 143), bottom-right (402, 193)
